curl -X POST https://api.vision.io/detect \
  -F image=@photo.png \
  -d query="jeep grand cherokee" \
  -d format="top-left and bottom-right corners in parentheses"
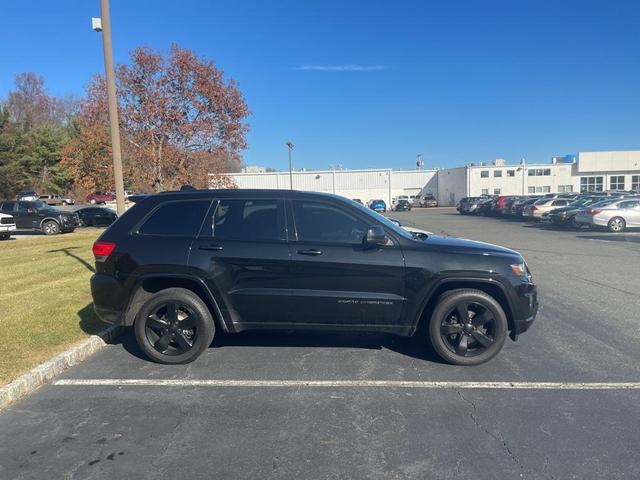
top-left (90, 189), bottom-right (538, 366)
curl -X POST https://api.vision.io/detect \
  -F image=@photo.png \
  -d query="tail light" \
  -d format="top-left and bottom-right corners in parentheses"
top-left (588, 209), bottom-right (601, 215)
top-left (93, 241), bottom-right (116, 261)
top-left (532, 206), bottom-right (538, 211)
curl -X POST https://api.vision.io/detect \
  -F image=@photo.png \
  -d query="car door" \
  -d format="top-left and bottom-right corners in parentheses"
top-left (189, 197), bottom-right (291, 328)
top-left (618, 200), bottom-right (640, 227)
top-left (16, 202), bottom-right (38, 229)
top-left (287, 199), bottom-right (406, 327)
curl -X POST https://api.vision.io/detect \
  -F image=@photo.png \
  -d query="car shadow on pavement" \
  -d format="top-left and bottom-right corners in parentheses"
top-left (78, 303), bottom-right (119, 337)
top-left (576, 234), bottom-right (640, 244)
top-left (213, 330), bottom-right (446, 364)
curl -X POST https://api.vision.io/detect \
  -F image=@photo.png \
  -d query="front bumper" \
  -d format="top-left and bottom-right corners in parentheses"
top-left (0, 224), bottom-right (16, 232)
top-left (509, 282), bottom-right (538, 340)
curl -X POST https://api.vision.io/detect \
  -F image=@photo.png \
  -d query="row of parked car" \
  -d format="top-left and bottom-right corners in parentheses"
top-left (352, 194), bottom-right (439, 213)
top-left (457, 191), bottom-right (640, 232)
top-left (15, 189), bottom-right (146, 205)
top-left (0, 200), bottom-right (118, 239)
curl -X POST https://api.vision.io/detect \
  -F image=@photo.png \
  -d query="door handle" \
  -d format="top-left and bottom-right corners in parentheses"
top-left (198, 244), bottom-right (224, 251)
top-left (297, 248), bottom-right (322, 256)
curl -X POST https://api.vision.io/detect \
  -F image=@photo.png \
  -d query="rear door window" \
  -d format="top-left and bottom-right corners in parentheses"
top-left (138, 200), bottom-right (211, 237)
top-left (200, 199), bottom-right (285, 242)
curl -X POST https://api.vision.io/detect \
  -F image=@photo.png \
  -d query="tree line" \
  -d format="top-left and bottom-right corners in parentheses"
top-left (0, 44), bottom-right (249, 199)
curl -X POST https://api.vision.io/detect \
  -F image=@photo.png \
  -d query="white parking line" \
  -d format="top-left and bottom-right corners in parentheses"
top-left (52, 379), bottom-right (640, 390)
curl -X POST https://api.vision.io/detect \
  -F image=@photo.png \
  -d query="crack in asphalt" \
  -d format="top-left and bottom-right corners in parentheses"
top-left (455, 389), bottom-right (526, 475)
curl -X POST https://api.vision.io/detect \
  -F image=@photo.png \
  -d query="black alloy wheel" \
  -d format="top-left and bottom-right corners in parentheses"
top-left (429, 289), bottom-right (507, 365)
top-left (134, 288), bottom-right (215, 364)
top-left (145, 303), bottom-right (198, 355)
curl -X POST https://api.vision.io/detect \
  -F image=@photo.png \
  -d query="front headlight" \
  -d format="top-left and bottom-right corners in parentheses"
top-left (510, 261), bottom-right (532, 282)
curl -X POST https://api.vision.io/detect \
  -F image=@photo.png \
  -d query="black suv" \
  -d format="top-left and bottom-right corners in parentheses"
top-left (0, 200), bottom-right (79, 234)
top-left (91, 189), bottom-right (538, 366)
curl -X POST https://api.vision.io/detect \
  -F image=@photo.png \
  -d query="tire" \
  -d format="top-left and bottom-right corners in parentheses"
top-left (607, 216), bottom-right (626, 233)
top-left (0, 233), bottom-right (9, 240)
top-left (428, 289), bottom-right (508, 366)
top-left (568, 216), bottom-right (579, 229)
top-left (42, 220), bottom-right (60, 235)
top-left (134, 287), bottom-right (215, 364)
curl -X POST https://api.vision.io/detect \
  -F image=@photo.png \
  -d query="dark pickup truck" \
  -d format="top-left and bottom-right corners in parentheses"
top-left (0, 200), bottom-right (80, 235)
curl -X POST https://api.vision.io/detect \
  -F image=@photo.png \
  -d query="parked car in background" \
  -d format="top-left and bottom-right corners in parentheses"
top-left (394, 199), bottom-right (412, 211)
top-left (391, 195), bottom-right (409, 209)
top-left (419, 194), bottom-right (438, 207)
top-left (0, 200), bottom-right (79, 235)
top-left (16, 190), bottom-right (39, 201)
top-left (493, 196), bottom-right (519, 216)
top-left (0, 212), bottom-right (16, 240)
top-left (91, 189), bottom-right (537, 366)
top-left (351, 198), bottom-right (363, 205)
top-left (39, 194), bottom-right (74, 206)
top-left (368, 199), bottom-right (387, 213)
top-left (574, 198), bottom-right (640, 232)
top-left (76, 207), bottom-right (118, 227)
top-left (86, 191), bottom-right (116, 204)
top-left (457, 197), bottom-right (480, 214)
top-left (387, 218), bottom-right (432, 239)
top-left (523, 198), bottom-right (571, 220)
top-left (547, 196), bottom-right (607, 227)
top-left (510, 197), bottom-right (541, 216)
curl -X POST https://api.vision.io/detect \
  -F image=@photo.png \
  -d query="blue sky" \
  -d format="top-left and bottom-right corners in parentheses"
top-left (1, 0), bottom-right (639, 171)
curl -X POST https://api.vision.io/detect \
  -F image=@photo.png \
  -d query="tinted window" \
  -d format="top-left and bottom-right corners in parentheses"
top-left (1, 202), bottom-right (15, 212)
top-left (202, 199), bottom-right (283, 242)
top-left (18, 202), bottom-right (33, 212)
top-left (138, 200), bottom-right (210, 236)
top-left (618, 201), bottom-right (640, 209)
top-left (293, 201), bottom-right (368, 244)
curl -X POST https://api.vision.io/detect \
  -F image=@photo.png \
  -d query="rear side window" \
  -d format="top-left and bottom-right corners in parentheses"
top-left (200, 199), bottom-right (284, 242)
top-left (1, 202), bottom-right (15, 212)
top-left (138, 200), bottom-right (210, 236)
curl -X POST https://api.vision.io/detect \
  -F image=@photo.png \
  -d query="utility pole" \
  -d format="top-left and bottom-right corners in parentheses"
top-left (286, 141), bottom-right (294, 190)
top-left (94, 0), bottom-right (125, 214)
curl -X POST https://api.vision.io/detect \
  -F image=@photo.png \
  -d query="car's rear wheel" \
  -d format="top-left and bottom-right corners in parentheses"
top-left (42, 220), bottom-right (60, 235)
top-left (608, 216), bottom-right (626, 233)
top-left (134, 288), bottom-right (215, 364)
top-left (429, 289), bottom-right (508, 366)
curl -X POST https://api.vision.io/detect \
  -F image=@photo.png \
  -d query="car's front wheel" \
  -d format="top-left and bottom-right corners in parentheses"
top-left (42, 220), bottom-right (60, 235)
top-left (134, 288), bottom-right (215, 364)
top-left (429, 289), bottom-right (508, 366)
top-left (0, 233), bottom-right (9, 240)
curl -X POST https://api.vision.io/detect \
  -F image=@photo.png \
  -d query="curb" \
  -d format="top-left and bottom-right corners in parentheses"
top-left (0, 325), bottom-right (126, 412)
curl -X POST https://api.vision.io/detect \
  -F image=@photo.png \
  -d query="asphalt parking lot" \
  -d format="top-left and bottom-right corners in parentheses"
top-left (1, 207), bottom-right (639, 479)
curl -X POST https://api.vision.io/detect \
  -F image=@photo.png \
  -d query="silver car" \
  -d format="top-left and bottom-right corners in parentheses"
top-left (574, 198), bottom-right (640, 232)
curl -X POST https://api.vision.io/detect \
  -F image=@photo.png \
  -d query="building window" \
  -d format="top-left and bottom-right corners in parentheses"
top-left (507, 170), bottom-right (515, 177)
top-left (580, 176), bottom-right (604, 192)
top-left (480, 170), bottom-right (489, 178)
top-left (558, 185), bottom-right (573, 193)
top-left (528, 168), bottom-right (552, 177)
top-left (542, 186), bottom-right (551, 193)
top-left (481, 189), bottom-right (489, 195)
top-left (493, 170), bottom-right (502, 178)
top-left (535, 186), bottom-right (543, 193)
top-left (528, 186), bottom-right (536, 194)
top-left (493, 188), bottom-right (501, 195)
top-left (610, 176), bottom-right (625, 191)
top-left (632, 175), bottom-right (640, 192)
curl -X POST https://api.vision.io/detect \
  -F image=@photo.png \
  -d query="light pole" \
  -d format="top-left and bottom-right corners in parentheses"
top-left (286, 141), bottom-right (294, 190)
top-left (93, 0), bottom-right (125, 215)
top-left (416, 154), bottom-right (424, 170)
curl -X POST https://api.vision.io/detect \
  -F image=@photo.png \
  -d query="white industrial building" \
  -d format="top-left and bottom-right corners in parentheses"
top-left (217, 151), bottom-right (640, 207)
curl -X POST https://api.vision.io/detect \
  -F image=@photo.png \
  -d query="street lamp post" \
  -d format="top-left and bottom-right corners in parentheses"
top-left (286, 141), bottom-right (294, 190)
top-left (94, 0), bottom-right (126, 215)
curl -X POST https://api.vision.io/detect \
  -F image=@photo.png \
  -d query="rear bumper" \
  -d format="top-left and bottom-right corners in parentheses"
top-left (91, 274), bottom-right (128, 325)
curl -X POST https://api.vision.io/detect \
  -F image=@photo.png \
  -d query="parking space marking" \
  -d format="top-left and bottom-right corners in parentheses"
top-left (53, 379), bottom-right (640, 390)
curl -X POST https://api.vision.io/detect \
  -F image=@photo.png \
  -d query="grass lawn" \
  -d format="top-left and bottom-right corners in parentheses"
top-left (0, 230), bottom-right (110, 385)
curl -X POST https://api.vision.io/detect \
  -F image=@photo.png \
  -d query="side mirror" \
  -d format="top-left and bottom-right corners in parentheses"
top-left (365, 226), bottom-right (388, 246)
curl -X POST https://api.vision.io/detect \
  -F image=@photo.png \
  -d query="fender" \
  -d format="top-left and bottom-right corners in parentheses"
top-left (411, 275), bottom-right (516, 332)
top-left (125, 273), bottom-right (230, 332)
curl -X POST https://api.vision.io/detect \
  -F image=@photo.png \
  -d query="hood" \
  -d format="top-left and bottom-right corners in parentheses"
top-left (421, 234), bottom-right (521, 258)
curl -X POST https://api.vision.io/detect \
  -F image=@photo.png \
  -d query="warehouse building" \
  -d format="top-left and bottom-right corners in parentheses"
top-left (217, 151), bottom-right (640, 207)
top-left (221, 168), bottom-right (437, 207)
